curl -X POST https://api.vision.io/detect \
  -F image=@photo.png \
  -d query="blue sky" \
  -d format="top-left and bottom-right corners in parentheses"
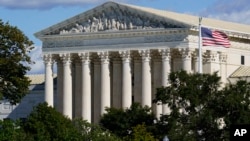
top-left (0, 0), bottom-right (249, 74)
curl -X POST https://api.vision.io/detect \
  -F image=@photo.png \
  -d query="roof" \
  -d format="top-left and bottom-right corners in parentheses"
top-left (27, 74), bottom-right (57, 85)
top-left (34, 1), bottom-right (250, 39)
top-left (230, 66), bottom-right (250, 78)
top-left (122, 2), bottom-right (250, 35)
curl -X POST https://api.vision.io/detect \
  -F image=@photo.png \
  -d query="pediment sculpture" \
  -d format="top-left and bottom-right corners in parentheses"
top-left (59, 7), bottom-right (181, 35)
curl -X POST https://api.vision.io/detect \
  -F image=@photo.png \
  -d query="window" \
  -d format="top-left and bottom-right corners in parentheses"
top-left (241, 55), bottom-right (245, 65)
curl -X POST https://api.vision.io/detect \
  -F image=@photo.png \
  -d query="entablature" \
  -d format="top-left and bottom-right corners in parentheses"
top-left (42, 28), bottom-right (189, 50)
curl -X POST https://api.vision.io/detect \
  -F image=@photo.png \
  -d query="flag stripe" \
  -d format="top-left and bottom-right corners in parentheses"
top-left (201, 27), bottom-right (230, 48)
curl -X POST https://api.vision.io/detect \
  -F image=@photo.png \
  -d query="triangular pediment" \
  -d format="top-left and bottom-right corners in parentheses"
top-left (34, 1), bottom-right (190, 37)
top-left (35, 1), bottom-right (250, 39)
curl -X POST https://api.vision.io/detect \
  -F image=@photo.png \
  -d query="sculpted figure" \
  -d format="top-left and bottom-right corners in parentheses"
top-left (124, 22), bottom-right (127, 29)
top-left (75, 23), bottom-right (83, 32)
top-left (98, 18), bottom-right (104, 31)
top-left (116, 21), bottom-right (120, 30)
top-left (83, 19), bottom-right (91, 32)
top-left (103, 18), bottom-right (108, 30)
top-left (108, 20), bottom-right (111, 29)
top-left (128, 22), bottom-right (133, 29)
top-left (111, 19), bottom-right (117, 30)
top-left (91, 17), bottom-right (99, 32)
top-left (60, 29), bottom-right (68, 34)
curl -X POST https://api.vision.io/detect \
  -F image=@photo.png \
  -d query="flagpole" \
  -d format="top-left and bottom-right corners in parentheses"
top-left (198, 17), bottom-right (203, 73)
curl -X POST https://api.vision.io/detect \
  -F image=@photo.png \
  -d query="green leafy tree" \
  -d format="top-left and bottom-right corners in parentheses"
top-left (73, 118), bottom-right (122, 141)
top-left (130, 123), bottom-right (156, 141)
top-left (154, 71), bottom-right (223, 140)
top-left (0, 19), bottom-right (34, 104)
top-left (100, 103), bottom-right (155, 139)
top-left (23, 103), bottom-right (81, 141)
top-left (214, 80), bottom-right (250, 139)
top-left (0, 119), bottom-right (27, 141)
top-left (154, 71), bottom-right (250, 141)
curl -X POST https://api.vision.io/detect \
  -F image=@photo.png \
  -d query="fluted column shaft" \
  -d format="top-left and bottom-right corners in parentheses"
top-left (159, 49), bottom-right (171, 86)
top-left (79, 52), bottom-right (91, 122)
top-left (98, 52), bottom-right (110, 115)
top-left (181, 49), bottom-right (192, 73)
top-left (60, 53), bottom-right (72, 119)
top-left (120, 51), bottom-right (132, 109)
top-left (44, 54), bottom-right (54, 107)
top-left (139, 50), bottom-right (151, 107)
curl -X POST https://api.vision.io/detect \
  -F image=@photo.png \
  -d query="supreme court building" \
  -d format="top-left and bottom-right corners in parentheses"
top-left (35, 1), bottom-right (250, 123)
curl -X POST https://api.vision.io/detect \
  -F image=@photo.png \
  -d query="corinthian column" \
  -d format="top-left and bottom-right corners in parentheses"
top-left (159, 49), bottom-right (171, 115)
top-left (139, 50), bottom-right (151, 107)
top-left (60, 53), bottom-right (72, 119)
top-left (119, 50), bottom-right (132, 109)
top-left (43, 54), bottom-right (54, 107)
top-left (79, 52), bottom-right (91, 122)
top-left (98, 51), bottom-right (110, 115)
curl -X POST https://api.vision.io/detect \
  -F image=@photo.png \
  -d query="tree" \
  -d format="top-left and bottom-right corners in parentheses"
top-left (0, 119), bottom-right (27, 141)
top-left (23, 103), bottom-right (81, 141)
top-left (100, 103), bottom-right (156, 139)
top-left (73, 118), bottom-right (121, 141)
top-left (22, 102), bottom-right (121, 141)
top-left (154, 71), bottom-right (250, 141)
top-left (154, 71), bottom-right (222, 140)
top-left (129, 123), bottom-right (156, 141)
top-left (0, 19), bottom-right (34, 104)
top-left (214, 80), bottom-right (250, 139)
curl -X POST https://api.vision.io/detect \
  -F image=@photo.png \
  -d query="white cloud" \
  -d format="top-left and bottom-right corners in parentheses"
top-left (27, 46), bottom-right (44, 74)
top-left (201, 0), bottom-right (250, 24)
top-left (207, 10), bottom-right (250, 25)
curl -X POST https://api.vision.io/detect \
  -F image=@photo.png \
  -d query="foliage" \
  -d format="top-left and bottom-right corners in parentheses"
top-left (100, 103), bottom-right (156, 139)
top-left (214, 80), bottom-right (250, 139)
top-left (0, 102), bottom-right (122, 141)
top-left (0, 19), bottom-right (34, 104)
top-left (23, 102), bottom-right (81, 141)
top-left (0, 119), bottom-right (27, 141)
top-left (154, 71), bottom-right (250, 141)
top-left (130, 123), bottom-right (156, 141)
top-left (73, 118), bottom-right (122, 141)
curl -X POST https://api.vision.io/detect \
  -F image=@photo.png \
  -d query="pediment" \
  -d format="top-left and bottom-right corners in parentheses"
top-left (35, 2), bottom-right (190, 37)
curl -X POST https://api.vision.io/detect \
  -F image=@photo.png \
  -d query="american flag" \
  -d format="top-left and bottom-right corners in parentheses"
top-left (201, 27), bottom-right (230, 48)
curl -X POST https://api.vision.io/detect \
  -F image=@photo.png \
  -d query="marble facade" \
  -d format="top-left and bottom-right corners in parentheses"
top-left (35, 2), bottom-right (250, 123)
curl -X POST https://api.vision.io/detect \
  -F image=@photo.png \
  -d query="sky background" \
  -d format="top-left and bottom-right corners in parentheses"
top-left (0, 0), bottom-right (249, 74)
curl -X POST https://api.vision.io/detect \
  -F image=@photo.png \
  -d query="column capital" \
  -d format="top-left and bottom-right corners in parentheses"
top-left (139, 49), bottom-right (151, 62)
top-left (159, 48), bottom-right (171, 61)
top-left (78, 52), bottom-right (90, 64)
top-left (219, 52), bottom-right (227, 63)
top-left (98, 51), bottom-right (109, 64)
top-left (205, 50), bottom-right (219, 63)
top-left (59, 53), bottom-right (71, 65)
top-left (43, 54), bottom-right (53, 65)
top-left (180, 48), bottom-right (192, 60)
top-left (119, 50), bottom-right (131, 63)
